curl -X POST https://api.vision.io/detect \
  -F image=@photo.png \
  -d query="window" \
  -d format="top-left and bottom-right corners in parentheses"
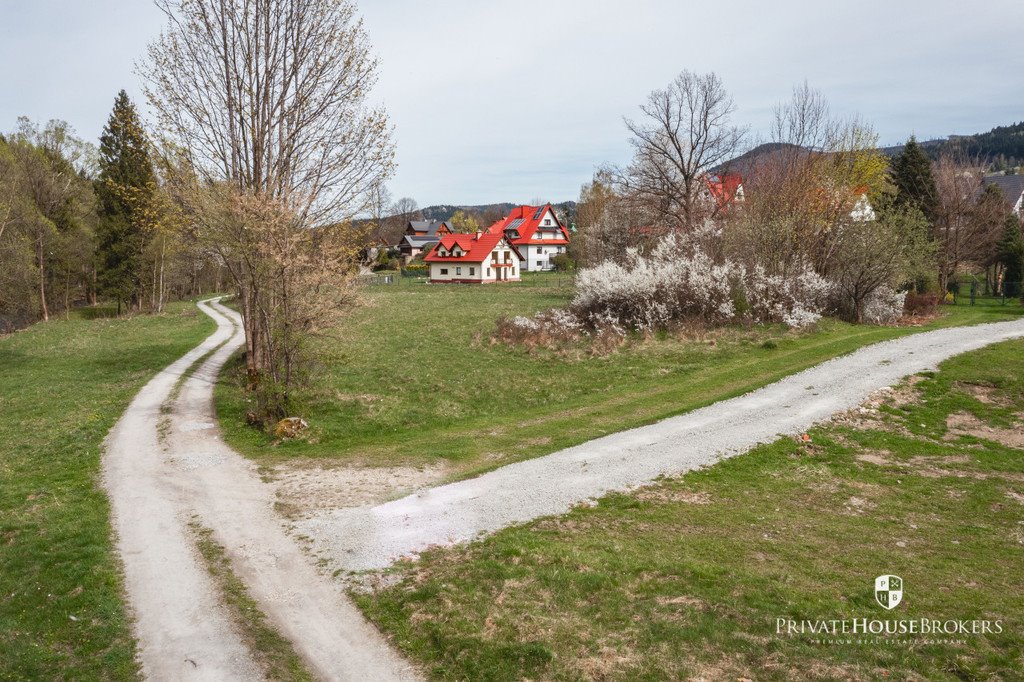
top-left (544, 218), bottom-right (552, 226)
top-left (536, 247), bottom-right (542, 254)
top-left (456, 267), bottom-right (462, 275)
top-left (440, 268), bottom-right (448, 275)
top-left (487, 268), bottom-right (491, 277)
top-left (469, 267), bottom-right (475, 276)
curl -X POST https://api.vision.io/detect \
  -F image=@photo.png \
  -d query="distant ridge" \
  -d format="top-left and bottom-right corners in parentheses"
top-left (720, 121), bottom-right (1024, 173)
top-left (421, 201), bottom-right (577, 223)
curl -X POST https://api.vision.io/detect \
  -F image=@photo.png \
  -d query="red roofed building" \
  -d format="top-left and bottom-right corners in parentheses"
top-left (424, 231), bottom-right (523, 283)
top-left (704, 173), bottom-right (745, 215)
top-left (486, 204), bottom-right (570, 271)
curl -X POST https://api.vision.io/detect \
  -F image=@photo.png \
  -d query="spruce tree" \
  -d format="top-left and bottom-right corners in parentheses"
top-left (997, 214), bottom-right (1024, 297)
top-left (95, 90), bottom-right (155, 312)
top-left (891, 136), bottom-right (939, 221)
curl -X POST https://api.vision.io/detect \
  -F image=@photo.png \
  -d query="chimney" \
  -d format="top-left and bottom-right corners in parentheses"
top-left (475, 229), bottom-right (483, 240)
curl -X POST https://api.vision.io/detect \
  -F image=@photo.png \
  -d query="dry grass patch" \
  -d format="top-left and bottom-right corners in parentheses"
top-left (268, 459), bottom-right (447, 518)
top-left (944, 411), bottom-right (1024, 448)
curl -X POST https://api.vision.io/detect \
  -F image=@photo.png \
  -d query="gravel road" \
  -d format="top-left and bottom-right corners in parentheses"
top-left (297, 317), bottom-right (1024, 572)
top-left (103, 299), bottom-right (417, 681)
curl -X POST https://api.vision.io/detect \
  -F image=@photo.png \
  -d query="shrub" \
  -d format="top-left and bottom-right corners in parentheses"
top-left (493, 309), bottom-right (597, 351)
top-left (570, 235), bottom-right (830, 332)
top-left (903, 292), bottom-right (941, 316)
top-left (862, 286), bottom-right (907, 325)
top-left (551, 254), bottom-right (576, 272)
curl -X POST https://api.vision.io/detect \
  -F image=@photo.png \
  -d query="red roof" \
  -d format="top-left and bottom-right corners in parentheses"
top-left (424, 232), bottom-right (522, 263)
top-left (486, 204), bottom-right (570, 245)
top-left (705, 173), bottom-right (744, 209)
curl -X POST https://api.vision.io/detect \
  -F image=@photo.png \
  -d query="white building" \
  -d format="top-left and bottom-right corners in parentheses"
top-left (424, 232), bottom-right (523, 283)
top-left (486, 204), bottom-right (570, 272)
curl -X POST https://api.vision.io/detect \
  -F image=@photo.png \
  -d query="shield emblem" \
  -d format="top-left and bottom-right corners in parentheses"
top-left (875, 575), bottom-right (903, 610)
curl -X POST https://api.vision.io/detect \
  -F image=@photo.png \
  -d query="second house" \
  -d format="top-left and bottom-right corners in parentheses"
top-left (424, 231), bottom-right (523, 283)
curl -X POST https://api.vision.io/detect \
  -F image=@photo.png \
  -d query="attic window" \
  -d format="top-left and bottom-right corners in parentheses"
top-left (543, 218), bottom-right (552, 226)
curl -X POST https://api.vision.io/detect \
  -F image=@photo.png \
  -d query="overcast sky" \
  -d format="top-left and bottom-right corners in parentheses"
top-left (2, 0), bottom-right (1022, 206)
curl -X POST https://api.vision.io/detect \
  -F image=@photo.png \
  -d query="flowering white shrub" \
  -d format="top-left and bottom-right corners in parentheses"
top-left (862, 286), bottom-right (907, 325)
top-left (745, 267), bottom-right (834, 329)
top-left (571, 235), bottom-right (831, 331)
top-left (572, 235), bottom-right (737, 332)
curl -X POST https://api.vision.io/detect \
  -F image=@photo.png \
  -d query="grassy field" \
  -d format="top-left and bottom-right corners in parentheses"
top-left (0, 303), bottom-right (215, 680)
top-left (217, 273), bottom-right (1024, 480)
top-left (356, 339), bottom-right (1024, 681)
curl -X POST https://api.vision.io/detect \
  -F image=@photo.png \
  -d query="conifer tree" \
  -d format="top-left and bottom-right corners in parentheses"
top-left (95, 90), bottom-right (155, 312)
top-left (997, 214), bottom-right (1024, 297)
top-left (891, 136), bottom-right (939, 221)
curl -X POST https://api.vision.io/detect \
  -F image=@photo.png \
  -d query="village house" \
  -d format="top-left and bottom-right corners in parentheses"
top-left (487, 204), bottom-right (570, 271)
top-left (424, 231), bottom-right (523, 283)
top-left (705, 173), bottom-right (745, 215)
top-left (398, 219), bottom-right (454, 261)
top-left (982, 175), bottom-right (1024, 216)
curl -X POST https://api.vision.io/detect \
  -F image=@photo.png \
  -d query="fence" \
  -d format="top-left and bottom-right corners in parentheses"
top-left (356, 270), bottom-right (576, 289)
top-left (944, 281), bottom-right (1023, 306)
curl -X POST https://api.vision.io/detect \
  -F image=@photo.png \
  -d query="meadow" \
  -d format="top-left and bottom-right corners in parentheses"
top-left (217, 274), bottom-right (1024, 484)
top-left (357, 338), bottom-right (1024, 680)
top-left (0, 303), bottom-right (214, 679)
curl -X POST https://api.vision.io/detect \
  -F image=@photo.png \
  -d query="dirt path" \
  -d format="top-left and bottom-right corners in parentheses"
top-left (297, 317), bottom-right (1024, 572)
top-left (103, 299), bottom-right (417, 681)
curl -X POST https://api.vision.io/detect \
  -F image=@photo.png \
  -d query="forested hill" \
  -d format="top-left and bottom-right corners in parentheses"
top-left (879, 121), bottom-right (1024, 168)
top-left (940, 122), bottom-right (1024, 167)
top-left (421, 201), bottom-right (577, 223)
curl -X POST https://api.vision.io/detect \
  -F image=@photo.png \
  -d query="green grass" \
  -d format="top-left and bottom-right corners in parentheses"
top-left (216, 276), bottom-right (1024, 480)
top-left (190, 523), bottom-right (315, 681)
top-left (0, 303), bottom-right (215, 680)
top-left (355, 339), bottom-right (1024, 681)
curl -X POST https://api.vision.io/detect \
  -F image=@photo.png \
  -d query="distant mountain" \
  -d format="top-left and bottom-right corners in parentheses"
top-left (927, 122), bottom-right (1024, 169)
top-left (720, 121), bottom-right (1024, 175)
top-left (420, 201), bottom-right (578, 225)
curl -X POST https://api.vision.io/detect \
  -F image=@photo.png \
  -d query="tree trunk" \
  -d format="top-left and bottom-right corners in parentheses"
top-left (37, 235), bottom-right (49, 322)
top-left (158, 239), bottom-right (166, 313)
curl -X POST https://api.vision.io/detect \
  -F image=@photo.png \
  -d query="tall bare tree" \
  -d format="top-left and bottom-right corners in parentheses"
top-left (932, 154), bottom-right (1001, 290)
top-left (735, 83), bottom-right (891, 276)
top-left (613, 70), bottom-right (746, 231)
top-left (391, 196), bottom-right (421, 228)
top-left (141, 0), bottom-right (395, 400)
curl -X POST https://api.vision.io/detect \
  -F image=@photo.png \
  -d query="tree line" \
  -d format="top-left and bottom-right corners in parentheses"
top-left (0, 96), bottom-right (229, 332)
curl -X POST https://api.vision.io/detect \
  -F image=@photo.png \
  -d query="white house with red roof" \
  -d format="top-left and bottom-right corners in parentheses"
top-left (424, 231), bottom-right (523, 283)
top-left (487, 204), bottom-right (570, 272)
top-left (704, 173), bottom-right (745, 215)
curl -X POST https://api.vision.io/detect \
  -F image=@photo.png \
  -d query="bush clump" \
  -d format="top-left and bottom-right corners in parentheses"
top-left (862, 286), bottom-right (907, 325)
top-left (570, 235), bottom-right (832, 333)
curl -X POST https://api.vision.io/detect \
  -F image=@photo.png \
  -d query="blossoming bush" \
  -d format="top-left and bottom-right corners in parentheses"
top-left (862, 285), bottom-right (907, 325)
top-left (570, 235), bottom-right (832, 332)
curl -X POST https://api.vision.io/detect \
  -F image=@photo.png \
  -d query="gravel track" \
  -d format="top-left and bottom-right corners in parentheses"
top-left (103, 299), bottom-right (418, 681)
top-left (297, 317), bottom-right (1024, 572)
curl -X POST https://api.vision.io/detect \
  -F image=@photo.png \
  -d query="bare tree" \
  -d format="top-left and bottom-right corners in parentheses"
top-left (932, 154), bottom-right (1001, 291)
top-left (141, 0), bottom-right (395, 399)
top-left (391, 196), bottom-right (421, 227)
top-left (613, 70), bottom-right (746, 231)
top-left (736, 83), bottom-right (891, 276)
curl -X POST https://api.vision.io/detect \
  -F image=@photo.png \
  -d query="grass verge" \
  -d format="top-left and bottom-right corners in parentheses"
top-left (0, 302), bottom-right (215, 680)
top-left (189, 522), bottom-right (315, 681)
top-left (354, 338), bottom-right (1024, 680)
top-left (216, 276), bottom-right (1023, 481)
